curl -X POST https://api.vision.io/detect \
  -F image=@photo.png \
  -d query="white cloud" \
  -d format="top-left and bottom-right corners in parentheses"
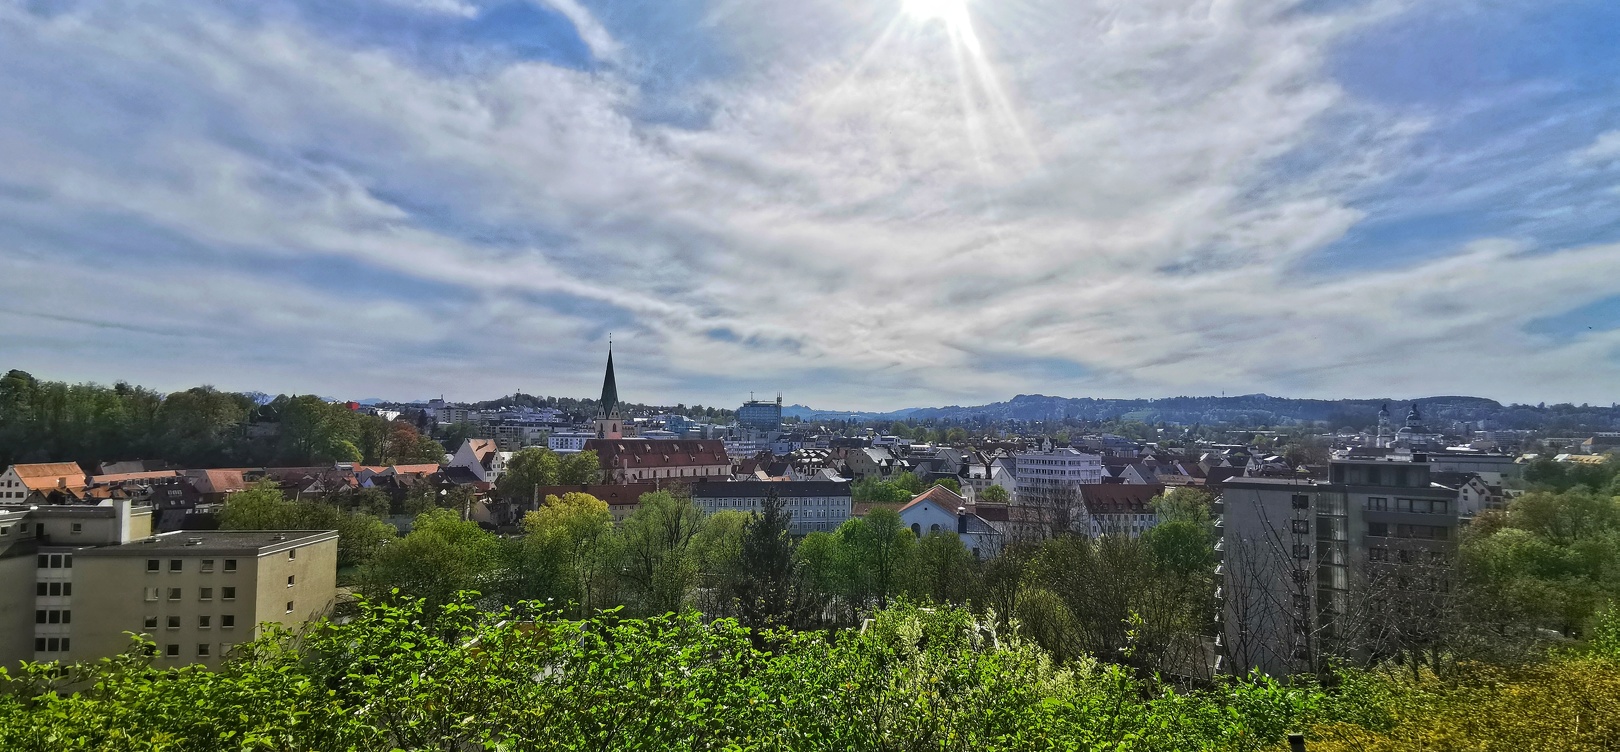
top-left (534, 0), bottom-right (621, 63)
top-left (1575, 129), bottom-right (1620, 165)
top-left (378, 0), bottom-right (480, 18)
top-left (0, 0), bottom-right (1616, 408)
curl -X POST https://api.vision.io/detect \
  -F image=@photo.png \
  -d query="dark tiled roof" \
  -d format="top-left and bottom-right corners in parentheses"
top-left (693, 481), bottom-right (851, 498)
top-left (1082, 483), bottom-right (1166, 513)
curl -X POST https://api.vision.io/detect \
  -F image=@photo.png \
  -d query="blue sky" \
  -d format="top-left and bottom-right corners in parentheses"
top-left (0, 0), bottom-right (1617, 410)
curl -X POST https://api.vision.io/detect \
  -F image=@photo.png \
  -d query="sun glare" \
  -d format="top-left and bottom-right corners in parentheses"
top-left (902, 0), bottom-right (967, 23)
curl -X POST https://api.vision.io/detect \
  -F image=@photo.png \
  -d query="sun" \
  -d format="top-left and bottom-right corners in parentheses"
top-left (901, 0), bottom-right (968, 23)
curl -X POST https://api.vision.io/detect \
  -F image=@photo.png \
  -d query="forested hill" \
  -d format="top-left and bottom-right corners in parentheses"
top-left (790, 394), bottom-right (1620, 431)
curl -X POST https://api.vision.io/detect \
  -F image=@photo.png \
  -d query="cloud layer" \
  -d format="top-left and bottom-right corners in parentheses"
top-left (0, 0), bottom-right (1616, 409)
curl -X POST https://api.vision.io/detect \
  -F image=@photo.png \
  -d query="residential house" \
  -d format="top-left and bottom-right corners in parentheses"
top-left (0, 463), bottom-right (88, 503)
top-left (897, 485), bottom-right (1003, 559)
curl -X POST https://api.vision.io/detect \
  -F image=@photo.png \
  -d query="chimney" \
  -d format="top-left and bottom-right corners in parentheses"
top-left (957, 506), bottom-right (968, 535)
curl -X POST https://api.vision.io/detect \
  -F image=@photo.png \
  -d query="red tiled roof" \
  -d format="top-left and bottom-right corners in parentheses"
top-left (586, 439), bottom-right (729, 471)
top-left (89, 470), bottom-right (182, 485)
top-left (9, 462), bottom-right (88, 490)
top-left (900, 484), bottom-right (968, 514)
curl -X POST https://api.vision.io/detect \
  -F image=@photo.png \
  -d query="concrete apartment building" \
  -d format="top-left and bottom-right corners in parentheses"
top-left (690, 481), bottom-right (852, 534)
top-left (0, 499), bottom-right (337, 669)
top-left (1010, 445), bottom-right (1103, 538)
top-left (1215, 450), bottom-right (1461, 677)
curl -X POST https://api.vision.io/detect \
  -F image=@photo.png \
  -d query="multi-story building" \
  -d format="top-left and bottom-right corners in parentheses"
top-left (737, 396), bottom-right (784, 432)
top-left (1215, 450), bottom-right (1461, 677)
top-left (1009, 446), bottom-right (1102, 538)
top-left (0, 499), bottom-right (338, 669)
top-left (587, 439), bottom-right (732, 484)
top-left (548, 430), bottom-right (595, 455)
top-left (691, 481), bottom-right (852, 535)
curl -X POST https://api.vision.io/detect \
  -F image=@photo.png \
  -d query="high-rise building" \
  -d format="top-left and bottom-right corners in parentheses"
top-left (1215, 449), bottom-right (1461, 677)
top-left (737, 395), bottom-right (783, 431)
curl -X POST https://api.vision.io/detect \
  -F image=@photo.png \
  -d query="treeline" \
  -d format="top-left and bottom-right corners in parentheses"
top-left (461, 391), bottom-right (737, 422)
top-left (0, 370), bottom-right (443, 470)
top-left (2, 598), bottom-right (1616, 750)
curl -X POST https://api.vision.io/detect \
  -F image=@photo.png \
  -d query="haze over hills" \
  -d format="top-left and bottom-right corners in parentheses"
top-left (785, 394), bottom-right (1620, 431)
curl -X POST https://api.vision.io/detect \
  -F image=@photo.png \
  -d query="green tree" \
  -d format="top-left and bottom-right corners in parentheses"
top-left (357, 509), bottom-right (502, 614)
top-left (513, 492), bottom-right (618, 615)
top-left (838, 507), bottom-right (916, 612)
top-left (906, 532), bottom-right (979, 605)
top-left (497, 447), bottom-right (560, 502)
top-left (932, 477), bottom-right (961, 494)
top-left (979, 484), bottom-right (1011, 504)
top-left (558, 449), bottom-right (600, 484)
top-left (734, 489), bottom-right (808, 629)
top-left (618, 490), bottom-right (703, 615)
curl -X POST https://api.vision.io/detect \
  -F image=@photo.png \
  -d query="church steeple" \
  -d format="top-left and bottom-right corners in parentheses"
top-left (594, 343), bottom-right (623, 440)
top-left (598, 347), bottom-right (619, 420)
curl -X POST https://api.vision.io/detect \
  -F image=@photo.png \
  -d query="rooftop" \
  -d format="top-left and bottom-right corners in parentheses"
top-left (76, 529), bottom-right (337, 556)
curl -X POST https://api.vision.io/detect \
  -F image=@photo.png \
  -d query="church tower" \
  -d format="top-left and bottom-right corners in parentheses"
top-left (594, 346), bottom-right (623, 440)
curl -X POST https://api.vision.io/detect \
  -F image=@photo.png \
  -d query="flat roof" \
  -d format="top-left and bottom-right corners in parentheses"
top-left (75, 530), bottom-right (337, 557)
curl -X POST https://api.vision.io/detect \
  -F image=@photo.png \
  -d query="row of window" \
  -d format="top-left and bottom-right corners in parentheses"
top-left (148, 558), bottom-right (238, 573)
top-left (144, 615), bottom-right (236, 630)
top-left (159, 643), bottom-right (231, 659)
top-left (1365, 497), bottom-right (1451, 514)
top-left (1368, 547), bottom-right (1450, 565)
top-left (38, 554), bottom-right (73, 569)
top-left (35, 637), bottom-right (69, 653)
top-left (144, 586), bottom-right (239, 601)
top-left (1367, 523), bottom-right (1452, 540)
top-left (35, 609), bottom-right (70, 624)
top-left (35, 581), bottom-right (72, 597)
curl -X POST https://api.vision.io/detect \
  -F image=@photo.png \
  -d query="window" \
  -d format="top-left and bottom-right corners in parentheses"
top-left (168, 588), bottom-right (182, 601)
top-left (1292, 594), bottom-right (1310, 610)
top-left (1367, 497), bottom-right (1387, 511)
top-left (167, 616), bottom-right (180, 629)
top-left (1292, 544), bottom-right (1311, 559)
top-left (144, 587), bottom-right (159, 602)
top-left (222, 587), bottom-right (236, 601)
top-left (199, 588), bottom-right (213, 601)
top-left (198, 616), bottom-right (211, 629)
top-left (1291, 520), bottom-right (1310, 534)
top-left (1369, 546), bottom-right (1389, 562)
top-left (169, 559), bottom-right (183, 572)
top-left (70, 523), bottom-right (82, 533)
top-left (285, 601), bottom-right (294, 614)
top-left (1291, 494), bottom-right (1309, 510)
top-left (224, 559), bottom-right (237, 573)
top-left (144, 616), bottom-right (158, 630)
top-left (197, 644), bottom-right (210, 657)
top-left (288, 548), bottom-right (297, 560)
top-left (63, 582), bottom-right (71, 596)
top-left (37, 555), bottom-right (48, 568)
top-left (35, 610), bottom-right (45, 624)
top-left (222, 615), bottom-right (235, 629)
top-left (1396, 498), bottom-right (1412, 512)
top-left (147, 559), bottom-right (160, 572)
top-left (286, 575), bottom-right (295, 588)
top-left (33, 638), bottom-right (44, 652)
top-left (166, 644), bottom-right (180, 658)
top-left (201, 559), bottom-right (214, 573)
top-left (1368, 522), bottom-right (1389, 538)
top-left (64, 554), bottom-right (71, 568)
top-left (36, 582), bottom-right (46, 596)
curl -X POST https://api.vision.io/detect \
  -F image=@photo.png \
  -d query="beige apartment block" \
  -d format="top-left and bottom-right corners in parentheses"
top-left (73, 530), bottom-right (338, 668)
top-left (0, 497), bottom-right (337, 670)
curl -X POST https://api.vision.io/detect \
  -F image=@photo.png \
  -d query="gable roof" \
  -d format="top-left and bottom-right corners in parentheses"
top-left (900, 484), bottom-right (968, 514)
top-left (1081, 483), bottom-right (1166, 513)
top-left (7, 462), bottom-right (88, 491)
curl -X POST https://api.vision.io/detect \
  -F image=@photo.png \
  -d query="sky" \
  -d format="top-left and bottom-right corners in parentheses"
top-left (1, 0), bottom-right (1617, 411)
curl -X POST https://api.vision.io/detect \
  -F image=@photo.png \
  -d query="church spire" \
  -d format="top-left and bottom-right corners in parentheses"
top-left (598, 344), bottom-right (619, 420)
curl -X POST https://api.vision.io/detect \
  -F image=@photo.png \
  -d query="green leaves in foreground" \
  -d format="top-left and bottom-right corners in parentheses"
top-left (0, 598), bottom-right (1323, 752)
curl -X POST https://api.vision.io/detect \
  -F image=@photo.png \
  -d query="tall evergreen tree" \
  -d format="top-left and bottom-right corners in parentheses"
top-left (735, 488), bottom-right (805, 629)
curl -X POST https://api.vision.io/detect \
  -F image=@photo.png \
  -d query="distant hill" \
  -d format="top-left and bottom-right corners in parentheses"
top-left (787, 394), bottom-right (1620, 431)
